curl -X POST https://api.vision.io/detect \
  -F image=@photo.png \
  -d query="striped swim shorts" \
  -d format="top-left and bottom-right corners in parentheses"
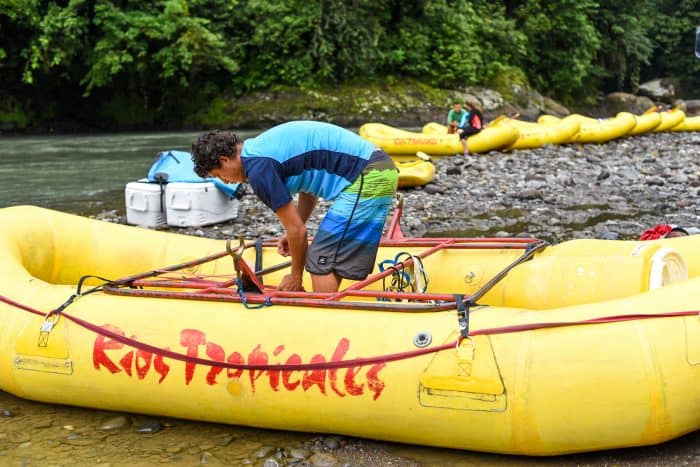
top-left (305, 149), bottom-right (398, 280)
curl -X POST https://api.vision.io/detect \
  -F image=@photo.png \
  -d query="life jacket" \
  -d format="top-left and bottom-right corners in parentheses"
top-left (469, 111), bottom-right (483, 130)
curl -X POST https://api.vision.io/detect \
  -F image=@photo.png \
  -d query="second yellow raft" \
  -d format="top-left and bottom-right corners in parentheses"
top-left (359, 122), bottom-right (518, 156)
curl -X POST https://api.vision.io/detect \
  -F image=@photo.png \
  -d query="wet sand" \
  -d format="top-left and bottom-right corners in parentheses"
top-left (2, 388), bottom-right (700, 466)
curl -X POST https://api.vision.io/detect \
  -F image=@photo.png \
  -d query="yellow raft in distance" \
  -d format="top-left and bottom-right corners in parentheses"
top-left (539, 112), bottom-right (637, 144)
top-left (671, 115), bottom-right (700, 132)
top-left (1, 205), bottom-right (699, 456)
top-left (628, 107), bottom-right (663, 136)
top-left (358, 122), bottom-right (518, 157)
top-left (394, 152), bottom-right (436, 187)
top-left (359, 122), bottom-right (462, 155)
top-left (490, 115), bottom-right (581, 149)
top-left (654, 108), bottom-right (686, 132)
top-left (419, 122), bottom-right (519, 155)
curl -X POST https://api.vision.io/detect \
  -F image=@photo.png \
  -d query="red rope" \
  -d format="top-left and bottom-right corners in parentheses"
top-left (0, 293), bottom-right (697, 372)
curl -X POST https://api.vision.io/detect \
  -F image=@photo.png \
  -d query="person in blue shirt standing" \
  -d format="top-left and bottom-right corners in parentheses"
top-left (191, 121), bottom-right (398, 293)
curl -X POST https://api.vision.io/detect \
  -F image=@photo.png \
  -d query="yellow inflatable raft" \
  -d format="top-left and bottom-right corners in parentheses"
top-left (394, 153), bottom-right (436, 187)
top-left (653, 108), bottom-right (686, 132)
top-left (1, 205), bottom-right (699, 456)
top-left (628, 108), bottom-right (663, 136)
top-left (358, 122), bottom-right (518, 157)
top-left (420, 122), bottom-right (519, 155)
top-left (671, 115), bottom-right (700, 132)
top-left (491, 115), bottom-right (581, 149)
top-left (539, 112), bottom-right (637, 144)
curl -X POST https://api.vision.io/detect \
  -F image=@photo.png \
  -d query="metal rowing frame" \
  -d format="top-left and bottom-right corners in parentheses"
top-left (103, 237), bottom-right (543, 312)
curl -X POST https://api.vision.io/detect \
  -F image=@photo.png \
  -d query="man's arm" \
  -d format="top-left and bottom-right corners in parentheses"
top-left (277, 192), bottom-right (317, 256)
top-left (296, 192), bottom-right (318, 222)
top-left (275, 201), bottom-right (308, 291)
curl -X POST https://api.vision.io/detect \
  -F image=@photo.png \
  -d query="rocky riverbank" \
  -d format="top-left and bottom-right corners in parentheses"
top-left (103, 131), bottom-right (700, 244)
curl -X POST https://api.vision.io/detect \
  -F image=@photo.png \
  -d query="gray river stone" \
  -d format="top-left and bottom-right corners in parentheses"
top-left (289, 447), bottom-right (312, 459)
top-left (309, 452), bottom-right (339, 466)
top-left (253, 445), bottom-right (276, 458)
top-left (98, 416), bottom-right (129, 431)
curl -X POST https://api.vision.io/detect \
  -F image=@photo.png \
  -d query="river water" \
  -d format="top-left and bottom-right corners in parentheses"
top-left (0, 132), bottom-right (221, 215)
top-left (1, 133), bottom-right (698, 466)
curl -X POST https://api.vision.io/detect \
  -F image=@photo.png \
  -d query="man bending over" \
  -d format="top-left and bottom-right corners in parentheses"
top-left (192, 121), bottom-right (398, 293)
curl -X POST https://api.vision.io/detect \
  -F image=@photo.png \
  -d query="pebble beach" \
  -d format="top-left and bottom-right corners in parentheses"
top-left (157, 131), bottom-right (700, 244)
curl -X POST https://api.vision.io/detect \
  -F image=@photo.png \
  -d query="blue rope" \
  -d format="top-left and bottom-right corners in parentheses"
top-left (377, 253), bottom-right (413, 301)
top-left (234, 278), bottom-right (273, 309)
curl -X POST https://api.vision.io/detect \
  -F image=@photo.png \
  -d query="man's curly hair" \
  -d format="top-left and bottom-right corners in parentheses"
top-left (191, 130), bottom-right (241, 178)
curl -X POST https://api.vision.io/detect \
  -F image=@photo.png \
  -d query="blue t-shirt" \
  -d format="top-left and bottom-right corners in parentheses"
top-left (241, 121), bottom-right (375, 211)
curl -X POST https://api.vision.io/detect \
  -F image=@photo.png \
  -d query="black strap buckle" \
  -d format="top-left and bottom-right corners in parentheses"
top-left (454, 294), bottom-right (470, 339)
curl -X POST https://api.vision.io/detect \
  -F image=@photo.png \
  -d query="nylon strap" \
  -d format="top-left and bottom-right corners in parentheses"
top-left (455, 294), bottom-right (470, 339)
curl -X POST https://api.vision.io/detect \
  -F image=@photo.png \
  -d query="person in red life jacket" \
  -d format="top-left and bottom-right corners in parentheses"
top-left (446, 102), bottom-right (467, 134)
top-left (639, 224), bottom-right (689, 240)
top-left (458, 98), bottom-right (485, 156)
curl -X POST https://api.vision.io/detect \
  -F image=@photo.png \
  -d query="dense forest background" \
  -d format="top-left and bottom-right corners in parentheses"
top-left (1, 0), bottom-right (699, 131)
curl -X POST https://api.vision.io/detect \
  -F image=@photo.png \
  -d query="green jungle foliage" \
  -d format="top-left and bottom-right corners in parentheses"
top-left (0, 0), bottom-right (698, 129)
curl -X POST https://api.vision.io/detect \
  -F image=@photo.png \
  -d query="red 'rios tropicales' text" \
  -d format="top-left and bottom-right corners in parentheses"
top-left (93, 325), bottom-right (386, 400)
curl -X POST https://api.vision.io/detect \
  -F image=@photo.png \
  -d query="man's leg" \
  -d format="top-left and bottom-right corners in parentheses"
top-left (311, 272), bottom-right (342, 293)
top-left (305, 150), bottom-right (398, 292)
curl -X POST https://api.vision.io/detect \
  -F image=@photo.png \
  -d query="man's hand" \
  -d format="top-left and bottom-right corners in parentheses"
top-left (275, 201), bottom-right (308, 292)
top-left (278, 273), bottom-right (304, 291)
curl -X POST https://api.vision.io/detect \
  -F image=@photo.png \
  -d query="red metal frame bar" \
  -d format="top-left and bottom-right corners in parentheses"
top-left (104, 286), bottom-right (461, 311)
top-left (104, 237), bottom-right (540, 311)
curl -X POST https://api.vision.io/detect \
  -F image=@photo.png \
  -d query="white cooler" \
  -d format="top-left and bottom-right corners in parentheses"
top-left (165, 182), bottom-right (238, 227)
top-left (124, 179), bottom-right (167, 228)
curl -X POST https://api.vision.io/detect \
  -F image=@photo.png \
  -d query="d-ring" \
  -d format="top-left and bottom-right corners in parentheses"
top-left (456, 335), bottom-right (475, 350)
